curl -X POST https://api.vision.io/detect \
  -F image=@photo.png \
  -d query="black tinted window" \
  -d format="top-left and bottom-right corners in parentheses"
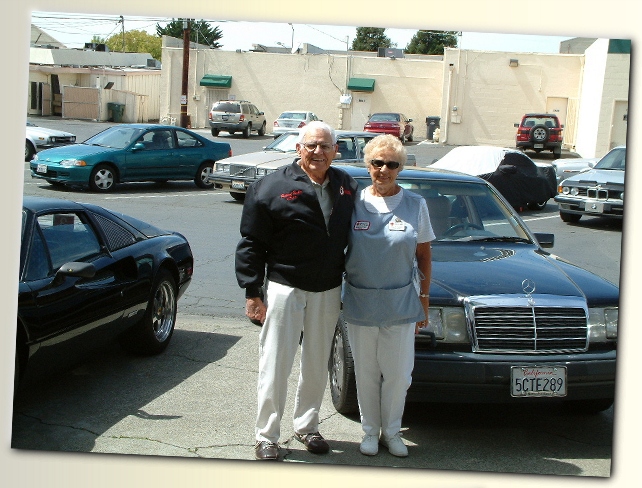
top-left (212, 102), bottom-right (240, 113)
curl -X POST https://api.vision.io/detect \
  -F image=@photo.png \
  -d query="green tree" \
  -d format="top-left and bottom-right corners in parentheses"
top-left (156, 19), bottom-right (223, 48)
top-left (405, 30), bottom-right (459, 55)
top-left (351, 27), bottom-right (394, 52)
top-left (103, 30), bottom-right (162, 60)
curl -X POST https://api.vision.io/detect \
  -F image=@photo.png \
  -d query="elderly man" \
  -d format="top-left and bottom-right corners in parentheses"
top-left (235, 121), bottom-right (358, 460)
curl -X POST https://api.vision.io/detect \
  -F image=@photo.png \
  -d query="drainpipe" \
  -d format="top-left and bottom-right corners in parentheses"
top-left (442, 64), bottom-right (454, 144)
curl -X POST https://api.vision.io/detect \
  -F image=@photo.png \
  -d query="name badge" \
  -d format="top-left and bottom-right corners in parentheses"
top-left (354, 220), bottom-right (370, 230)
top-left (389, 217), bottom-right (406, 231)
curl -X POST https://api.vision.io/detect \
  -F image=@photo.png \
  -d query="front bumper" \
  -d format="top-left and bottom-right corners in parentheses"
top-left (209, 174), bottom-right (252, 193)
top-left (30, 164), bottom-right (91, 186)
top-left (407, 348), bottom-right (616, 404)
top-left (554, 195), bottom-right (624, 219)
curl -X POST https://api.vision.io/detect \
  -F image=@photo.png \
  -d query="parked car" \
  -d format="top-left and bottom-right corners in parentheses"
top-left (514, 113), bottom-right (564, 157)
top-left (552, 155), bottom-right (600, 185)
top-left (363, 112), bottom-right (414, 143)
top-left (208, 100), bottom-right (266, 138)
top-left (272, 110), bottom-right (320, 138)
top-left (29, 124), bottom-right (232, 192)
top-left (15, 196), bottom-right (193, 389)
top-left (431, 145), bottom-right (557, 210)
top-left (25, 121), bottom-right (76, 162)
top-left (209, 130), bottom-right (402, 200)
top-left (554, 145), bottom-right (626, 223)
top-left (329, 164), bottom-right (618, 415)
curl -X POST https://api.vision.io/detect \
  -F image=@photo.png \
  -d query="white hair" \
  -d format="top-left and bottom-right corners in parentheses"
top-left (298, 120), bottom-right (337, 144)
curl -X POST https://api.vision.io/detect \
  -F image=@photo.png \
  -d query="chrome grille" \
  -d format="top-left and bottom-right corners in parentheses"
top-left (229, 164), bottom-right (256, 178)
top-left (466, 295), bottom-right (588, 353)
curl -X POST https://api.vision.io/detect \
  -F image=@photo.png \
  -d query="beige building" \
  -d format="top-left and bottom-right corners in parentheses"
top-left (160, 36), bottom-right (629, 159)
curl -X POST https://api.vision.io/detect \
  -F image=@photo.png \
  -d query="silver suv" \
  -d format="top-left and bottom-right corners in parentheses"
top-left (208, 100), bottom-right (266, 138)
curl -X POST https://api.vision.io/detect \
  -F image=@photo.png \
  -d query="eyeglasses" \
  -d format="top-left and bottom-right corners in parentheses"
top-left (300, 142), bottom-right (336, 153)
top-left (370, 159), bottom-right (400, 170)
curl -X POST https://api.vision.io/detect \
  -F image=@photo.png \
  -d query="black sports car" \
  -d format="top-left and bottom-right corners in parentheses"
top-left (329, 165), bottom-right (618, 415)
top-left (16, 197), bottom-right (193, 388)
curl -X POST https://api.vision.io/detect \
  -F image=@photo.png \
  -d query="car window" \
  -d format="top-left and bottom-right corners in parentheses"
top-left (23, 226), bottom-right (51, 281)
top-left (176, 130), bottom-right (203, 148)
top-left (336, 138), bottom-right (357, 160)
top-left (595, 147), bottom-right (626, 170)
top-left (37, 213), bottom-right (102, 271)
top-left (212, 102), bottom-right (240, 113)
top-left (85, 126), bottom-right (144, 148)
top-left (137, 130), bottom-right (174, 150)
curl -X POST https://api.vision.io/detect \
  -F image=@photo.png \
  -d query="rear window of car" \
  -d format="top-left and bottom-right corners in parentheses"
top-left (370, 113), bottom-right (400, 122)
top-left (522, 116), bottom-right (559, 128)
top-left (279, 112), bottom-right (306, 120)
top-left (211, 102), bottom-right (240, 113)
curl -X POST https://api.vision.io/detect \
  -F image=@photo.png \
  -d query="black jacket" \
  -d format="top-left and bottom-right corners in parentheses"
top-left (235, 161), bottom-right (358, 297)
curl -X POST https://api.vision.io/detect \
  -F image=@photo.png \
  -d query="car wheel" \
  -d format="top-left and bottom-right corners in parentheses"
top-left (119, 269), bottom-right (177, 355)
top-left (407, 130), bottom-right (413, 142)
top-left (328, 314), bottom-right (359, 415)
top-left (400, 133), bottom-right (406, 144)
top-left (258, 122), bottom-right (266, 136)
top-left (230, 192), bottom-right (245, 201)
top-left (530, 124), bottom-right (549, 143)
top-left (243, 124), bottom-right (252, 138)
top-left (89, 164), bottom-right (116, 192)
top-left (560, 211), bottom-right (582, 223)
top-left (228, 130), bottom-right (236, 135)
top-left (527, 201), bottom-right (548, 211)
top-left (553, 147), bottom-right (562, 158)
top-left (25, 141), bottom-right (36, 162)
top-left (211, 128), bottom-right (220, 137)
top-left (195, 162), bottom-right (215, 189)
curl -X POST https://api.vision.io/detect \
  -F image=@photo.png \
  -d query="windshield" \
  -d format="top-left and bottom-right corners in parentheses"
top-left (84, 126), bottom-right (145, 149)
top-left (354, 176), bottom-right (531, 242)
top-left (594, 147), bottom-right (626, 170)
top-left (265, 133), bottom-right (300, 152)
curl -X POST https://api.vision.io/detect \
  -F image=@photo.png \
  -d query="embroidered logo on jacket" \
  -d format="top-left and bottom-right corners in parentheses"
top-left (339, 186), bottom-right (352, 196)
top-left (281, 189), bottom-right (304, 201)
top-left (354, 221), bottom-right (370, 230)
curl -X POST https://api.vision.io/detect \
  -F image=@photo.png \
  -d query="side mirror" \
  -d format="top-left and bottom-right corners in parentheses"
top-left (533, 232), bottom-right (554, 248)
top-left (132, 142), bottom-right (145, 151)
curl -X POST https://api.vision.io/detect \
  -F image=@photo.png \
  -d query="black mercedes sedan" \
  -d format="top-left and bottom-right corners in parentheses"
top-left (16, 197), bottom-right (193, 389)
top-left (329, 165), bottom-right (618, 415)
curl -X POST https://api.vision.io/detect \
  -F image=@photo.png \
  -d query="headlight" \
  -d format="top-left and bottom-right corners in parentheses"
top-left (60, 159), bottom-right (87, 167)
top-left (620, 191), bottom-right (624, 200)
top-left (215, 162), bottom-right (229, 172)
top-left (424, 307), bottom-right (469, 343)
top-left (570, 187), bottom-right (579, 196)
top-left (256, 168), bottom-right (269, 176)
top-left (588, 307), bottom-right (618, 342)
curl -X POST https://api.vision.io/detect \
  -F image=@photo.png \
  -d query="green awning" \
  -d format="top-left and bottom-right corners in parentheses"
top-left (347, 77), bottom-right (375, 92)
top-left (199, 75), bottom-right (232, 88)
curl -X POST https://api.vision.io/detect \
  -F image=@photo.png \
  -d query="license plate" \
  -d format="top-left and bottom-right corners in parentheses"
top-left (534, 143), bottom-right (544, 149)
top-left (231, 180), bottom-right (245, 190)
top-left (511, 366), bottom-right (567, 397)
top-left (36, 163), bottom-right (47, 174)
top-left (585, 200), bottom-right (604, 213)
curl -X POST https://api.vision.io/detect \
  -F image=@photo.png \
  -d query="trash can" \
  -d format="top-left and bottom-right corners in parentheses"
top-left (426, 116), bottom-right (441, 141)
top-left (107, 102), bottom-right (125, 123)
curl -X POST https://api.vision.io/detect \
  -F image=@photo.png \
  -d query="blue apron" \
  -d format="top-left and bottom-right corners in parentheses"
top-left (343, 188), bottom-right (425, 327)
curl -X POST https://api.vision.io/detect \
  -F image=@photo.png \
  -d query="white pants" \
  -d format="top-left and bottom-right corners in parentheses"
top-left (346, 322), bottom-right (415, 440)
top-left (255, 281), bottom-right (341, 443)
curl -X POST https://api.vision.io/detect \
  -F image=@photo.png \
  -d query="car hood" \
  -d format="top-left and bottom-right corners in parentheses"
top-left (34, 143), bottom-right (118, 161)
top-left (562, 168), bottom-right (625, 185)
top-left (221, 151), bottom-right (295, 169)
top-left (26, 126), bottom-right (75, 138)
top-left (429, 242), bottom-right (618, 306)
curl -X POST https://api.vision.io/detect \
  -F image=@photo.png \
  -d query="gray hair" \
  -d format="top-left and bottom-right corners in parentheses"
top-left (298, 120), bottom-right (337, 144)
top-left (363, 134), bottom-right (408, 169)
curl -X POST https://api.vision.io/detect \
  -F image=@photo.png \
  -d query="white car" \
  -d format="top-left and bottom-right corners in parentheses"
top-left (272, 110), bottom-right (320, 138)
top-left (551, 156), bottom-right (600, 185)
top-left (25, 121), bottom-right (76, 162)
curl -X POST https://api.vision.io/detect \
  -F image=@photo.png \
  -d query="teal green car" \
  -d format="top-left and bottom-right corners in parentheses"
top-left (30, 124), bottom-right (232, 192)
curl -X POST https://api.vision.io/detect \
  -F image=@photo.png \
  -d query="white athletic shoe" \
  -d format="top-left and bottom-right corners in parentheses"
top-left (381, 433), bottom-right (408, 457)
top-left (359, 434), bottom-right (379, 456)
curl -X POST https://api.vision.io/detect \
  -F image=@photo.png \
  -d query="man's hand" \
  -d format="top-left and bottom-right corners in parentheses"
top-left (245, 297), bottom-right (267, 324)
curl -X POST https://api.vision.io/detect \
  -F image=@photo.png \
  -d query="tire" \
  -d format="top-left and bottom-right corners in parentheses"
top-left (530, 124), bottom-right (549, 143)
top-left (195, 162), bottom-right (215, 189)
top-left (25, 141), bottom-right (36, 162)
top-left (228, 131), bottom-right (235, 135)
top-left (89, 164), bottom-right (116, 192)
top-left (211, 128), bottom-right (220, 137)
top-left (560, 211), bottom-right (581, 223)
top-left (258, 122), bottom-right (266, 136)
top-left (527, 201), bottom-right (548, 211)
top-left (553, 147), bottom-right (562, 158)
top-left (243, 124), bottom-right (252, 138)
top-left (119, 269), bottom-right (177, 355)
top-left (230, 191), bottom-right (245, 201)
top-left (407, 130), bottom-right (413, 142)
top-left (328, 314), bottom-right (359, 414)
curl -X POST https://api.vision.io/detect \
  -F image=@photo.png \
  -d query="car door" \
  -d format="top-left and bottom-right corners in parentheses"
top-left (123, 129), bottom-right (177, 181)
top-left (18, 211), bottom-right (135, 370)
top-left (174, 128), bottom-right (207, 176)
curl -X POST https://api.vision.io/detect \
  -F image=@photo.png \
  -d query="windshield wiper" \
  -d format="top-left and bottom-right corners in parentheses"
top-left (469, 236), bottom-right (531, 243)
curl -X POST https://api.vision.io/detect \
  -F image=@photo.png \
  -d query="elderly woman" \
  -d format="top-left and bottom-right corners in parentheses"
top-left (342, 134), bottom-right (434, 457)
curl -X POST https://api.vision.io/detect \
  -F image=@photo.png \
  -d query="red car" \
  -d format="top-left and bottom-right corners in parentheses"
top-left (514, 113), bottom-right (564, 158)
top-left (363, 112), bottom-right (414, 143)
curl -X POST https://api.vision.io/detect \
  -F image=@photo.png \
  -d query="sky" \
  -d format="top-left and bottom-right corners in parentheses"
top-left (30, 11), bottom-right (574, 54)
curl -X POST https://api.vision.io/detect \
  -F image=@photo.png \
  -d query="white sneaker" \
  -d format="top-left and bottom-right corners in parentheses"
top-left (381, 433), bottom-right (408, 457)
top-left (359, 434), bottom-right (379, 456)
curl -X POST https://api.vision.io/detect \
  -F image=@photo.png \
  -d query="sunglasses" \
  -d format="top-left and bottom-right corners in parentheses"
top-left (370, 159), bottom-right (400, 170)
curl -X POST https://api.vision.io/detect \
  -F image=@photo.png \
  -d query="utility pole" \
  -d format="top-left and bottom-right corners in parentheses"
top-left (120, 16), bottom-right (125, 52)
top-left (180, 19), bottom-right (191, 128)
